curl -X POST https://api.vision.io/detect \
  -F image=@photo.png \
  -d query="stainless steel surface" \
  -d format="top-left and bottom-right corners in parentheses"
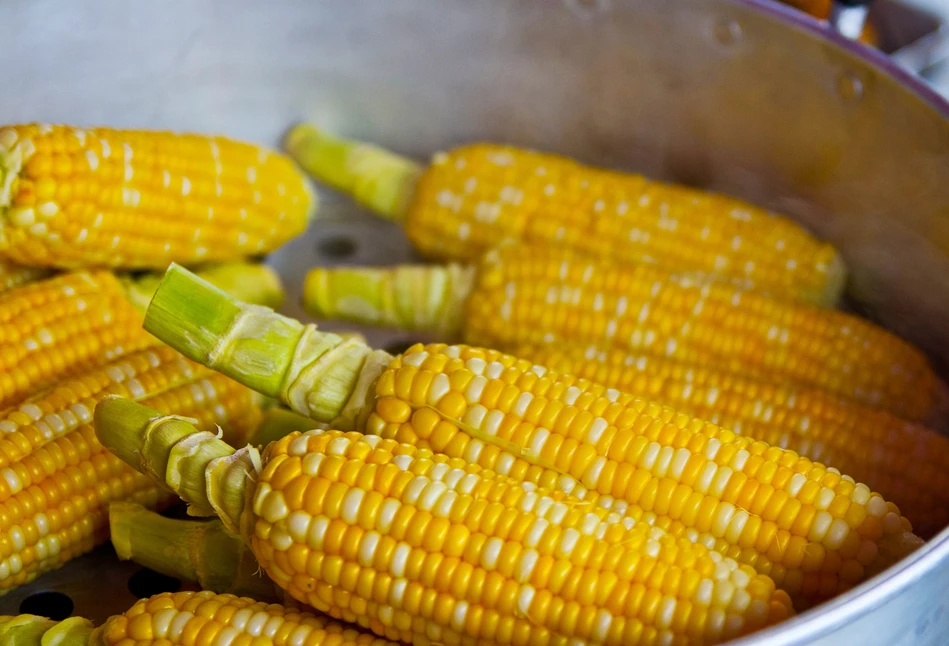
top-left (1, 0), bottom-right (949, 642)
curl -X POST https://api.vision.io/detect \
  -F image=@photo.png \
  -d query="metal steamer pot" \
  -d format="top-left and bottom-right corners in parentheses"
top-left (2, 0), bottom-right (949, 643)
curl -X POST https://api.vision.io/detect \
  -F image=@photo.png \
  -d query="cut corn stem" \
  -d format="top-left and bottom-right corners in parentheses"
top-left (250, 407), bottom-right (320, 447)
top-left (284, 124), bottom-right (420, 221)
top-left (0, 591), bottom-right (397, 646)
top-left (109, 502), bottom-right (279, 602)
top-left (94, 397), bottom-right (251, 533)
top-left (303, 263), bottom-right (474, 335)
top-left (144, 264), bottom-right (389, 428)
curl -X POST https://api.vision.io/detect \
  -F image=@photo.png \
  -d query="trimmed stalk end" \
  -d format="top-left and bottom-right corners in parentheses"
top-left (284, 123), bottom-right (420, 221)
top-left (142, 263), bottom-right (245, 366)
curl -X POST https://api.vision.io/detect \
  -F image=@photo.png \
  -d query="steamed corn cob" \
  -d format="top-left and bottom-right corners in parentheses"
top-left (0, 261), bottom-right (282, 410)
top-left (0, 591), bottom-right (396, 646)
top-left (97, 399), bottom-right (795, 646)
top-left (286, 126), bottom-right (843, 307)
top-left (0, 124), bottom-right (314, 268)
top-left (0, 344), bottom-right (263, 592)
top-left (138, 266), bottom-right (925, 609)
top-left (302, 245), bottom-right (936, 421)
top-left (512, 343), bottom-right (949, 538)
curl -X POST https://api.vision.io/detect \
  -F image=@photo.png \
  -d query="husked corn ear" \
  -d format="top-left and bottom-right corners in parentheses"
top-left (513, 343), bottom-right (949, 538)
top-left (0, 259), bottom-right (49, 294)
top-left (0, 590), bottom-right (396, 646)
top-left (138, 267), bottom-right (925, 609)
top-left (286, 126), bottom-right (844, 306)
top-left (0, 124), bottom-right (313, 268)
top-left (465, 245), bottom-right (936, 421)
top-left (0, 271), bottom-right (152, 409)
top-left (95, 402), bottom-right (795, 646)
top-left (0, 344), bottom-right (262, 591)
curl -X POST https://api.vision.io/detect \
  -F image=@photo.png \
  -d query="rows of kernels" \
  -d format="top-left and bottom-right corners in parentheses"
top-left (1, 124), bottom-right (311, 268)
top-left (0, 345), bottom-right (222, 469)
top-left (100, 590), bottom-right (397, 646)
top-left (0, 462), bottom-right (167, 590)
top-left (363, 344), bottom-right (917, 607)
top-left (0, 270), bottom-right (152, 408)
top-left (513, 344), bottom-right (949, 537)
top-left (253, 429), bottom-right (793, 646)
top-left (463, 245), bottom-right (934, 420)
top-left (408, 144), bottom-right (841, 305)
top-left (0, 260), bottom-right (49, 294)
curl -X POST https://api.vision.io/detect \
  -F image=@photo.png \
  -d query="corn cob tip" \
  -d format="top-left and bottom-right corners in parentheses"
top-left (283, 123), bottom-right (421, 221)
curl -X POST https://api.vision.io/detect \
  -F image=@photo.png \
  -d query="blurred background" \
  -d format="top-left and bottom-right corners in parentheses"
top-left (782, 0), bottom-right (949, 93)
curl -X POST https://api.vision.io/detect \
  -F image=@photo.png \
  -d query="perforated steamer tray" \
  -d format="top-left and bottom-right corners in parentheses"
top-left (4, 1), bottom-right (949, 644)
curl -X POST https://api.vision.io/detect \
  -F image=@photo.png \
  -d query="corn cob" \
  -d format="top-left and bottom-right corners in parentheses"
top-left (97, 399), bottom-right (795, 645)
top-left (286, 126), bottom-right (843, 307)
top-left (0, 343), bottom-right (262, 592)
top-left (511, 343), bottom-right (949, 538)
top-left (0, 124), bottom-right (314, 268)
top-left (0, 261), bottom-right (282, 411)
top-left (0, 590), bottom-right (396, 646)
top-left (302, 245), bottom-right (936, 421)
top-left (0, 259), bottom-right (50, 294)
top-left (138, 266), bottom-right (925, 609)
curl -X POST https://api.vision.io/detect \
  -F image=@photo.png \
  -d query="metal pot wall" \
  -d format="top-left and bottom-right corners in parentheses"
top-left (1, 0), bottom-right (948, 642)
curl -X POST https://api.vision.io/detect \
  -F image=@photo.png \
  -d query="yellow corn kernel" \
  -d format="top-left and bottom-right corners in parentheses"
top-left (0, 123), bottom-right (313, 268)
